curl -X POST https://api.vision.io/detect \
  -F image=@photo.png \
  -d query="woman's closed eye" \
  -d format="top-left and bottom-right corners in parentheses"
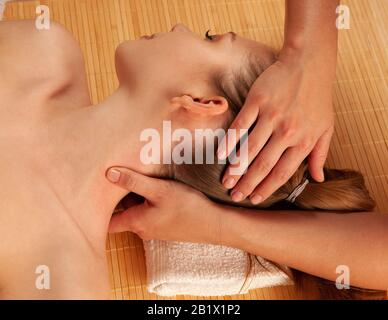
top-left (205, 30), bottom-right (215, 41)
top-left (205, 30), bottom-right (237, 42)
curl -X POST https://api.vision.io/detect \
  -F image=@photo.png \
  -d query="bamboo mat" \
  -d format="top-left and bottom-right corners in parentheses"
top-left (3, 0), bottom-right (387, 300)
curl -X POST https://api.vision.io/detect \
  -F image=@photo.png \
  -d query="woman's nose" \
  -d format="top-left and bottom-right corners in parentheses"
top-left (170, 23), bottom-right (190, 33)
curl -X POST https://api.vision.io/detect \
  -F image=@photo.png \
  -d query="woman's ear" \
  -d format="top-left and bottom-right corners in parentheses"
top-left (171, 94), bottom-right (229, 117)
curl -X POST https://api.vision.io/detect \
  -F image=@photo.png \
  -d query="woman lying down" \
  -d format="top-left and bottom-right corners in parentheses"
top-left (0, 20), bottom-right (387, 300)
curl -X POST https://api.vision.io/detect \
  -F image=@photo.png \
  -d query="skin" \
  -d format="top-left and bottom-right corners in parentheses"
top-left (0, 21), bottom-right (273, 298)
top-left (220, 0), bottom-right (339, 205)
top-left (107, 168), bottom-right (388, 291)
top-left (2, 5), bottom-right (383, 300)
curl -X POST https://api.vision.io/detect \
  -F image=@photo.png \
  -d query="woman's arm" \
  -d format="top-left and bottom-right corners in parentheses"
top-left (106, 167), bottom-right (388, 291)
top-left (219, 0), bottom-right (339, 204)
top-left (219, 207), bottom-right (388, 291)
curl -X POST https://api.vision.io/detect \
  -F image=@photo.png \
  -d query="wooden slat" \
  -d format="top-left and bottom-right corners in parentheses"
top-left (3, 0), bottom-right (387, 300)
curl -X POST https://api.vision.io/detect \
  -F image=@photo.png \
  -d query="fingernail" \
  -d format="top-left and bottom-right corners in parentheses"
top-left (316, 171), bottom-right (325, 182)
top-left (107, 169), bottom-right (121, 183)
top-left (231, 190), bottom-right (244, 202)
top-left (250, 194), bottom-right (263, 205)
top-left (223, 177), bottom-right (236, 189)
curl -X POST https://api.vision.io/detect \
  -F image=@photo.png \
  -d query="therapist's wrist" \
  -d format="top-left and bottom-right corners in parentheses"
top-left (212, 205), bottom-right (248, 249)
top-left (280, 43), bottom-right (336, 64)
top-left (282, 25), bottom-right (338, 59)
top-left (278, 43), bottom-right (338, 82)
top-left (182, 200), bottom-right (229, 246)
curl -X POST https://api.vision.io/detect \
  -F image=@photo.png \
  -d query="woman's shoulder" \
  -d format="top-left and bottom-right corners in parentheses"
top-left (0, 20), bottom-right (90, 107)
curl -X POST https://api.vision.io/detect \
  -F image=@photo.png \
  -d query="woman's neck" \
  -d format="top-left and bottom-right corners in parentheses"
top-left (40, 87), bottom-right (167, 239)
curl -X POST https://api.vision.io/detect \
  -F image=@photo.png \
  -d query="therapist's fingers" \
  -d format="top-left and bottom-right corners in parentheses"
top-left (249, 145), bottom-right (312, 204)
top-left (230, 135), bottom-right (289, 202)
top-left (109, 206), bottom-right (144, 234)
top-left (106, 167), bottom-right (167, 203)
top-left (217, 96), bottom-right (259, 160)
top-left (308, 125), bottom-right (334, 183)
top-left (221, 117), bottom-right (273, 189)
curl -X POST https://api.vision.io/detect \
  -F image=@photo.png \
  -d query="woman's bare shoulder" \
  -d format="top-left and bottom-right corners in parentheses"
top-left (0, 19), bottom-right (80, 51)
top-left (0, 20), bottom-right (89, 103)
top-left (0, 19), bottom-right (82, 58)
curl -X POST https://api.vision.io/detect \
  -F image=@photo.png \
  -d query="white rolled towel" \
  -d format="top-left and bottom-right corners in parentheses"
top-left (143, 240), bottom-right (294, 297)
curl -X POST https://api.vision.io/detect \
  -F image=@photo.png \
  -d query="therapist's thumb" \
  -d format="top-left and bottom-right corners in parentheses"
top-left (106, 167), bottom-right (164, 202)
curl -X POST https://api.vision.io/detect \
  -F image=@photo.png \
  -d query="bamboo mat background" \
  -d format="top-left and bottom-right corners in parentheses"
top-left (3, 0), bottom-right (387, 300)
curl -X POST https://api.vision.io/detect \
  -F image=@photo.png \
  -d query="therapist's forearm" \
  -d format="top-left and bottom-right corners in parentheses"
top-left (283, 0), bottom-right (339, 51)
top-left (280, 0), bottom-right (339, 74)
top-left (216, 207), bottom-right (388, 290)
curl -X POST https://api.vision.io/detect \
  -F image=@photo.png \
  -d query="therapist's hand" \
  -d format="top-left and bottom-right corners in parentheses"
top-left (218, 48), bottom-right (335, 204)
top-left (106, 167), bottom-right (222, 244)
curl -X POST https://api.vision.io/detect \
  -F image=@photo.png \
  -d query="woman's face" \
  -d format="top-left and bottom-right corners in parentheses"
top-left (115, 23), bottom-right (274, 99)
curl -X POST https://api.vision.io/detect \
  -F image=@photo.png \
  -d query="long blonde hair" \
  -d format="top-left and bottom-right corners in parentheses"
top-left (165, 51), bottom-right (385, 299)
